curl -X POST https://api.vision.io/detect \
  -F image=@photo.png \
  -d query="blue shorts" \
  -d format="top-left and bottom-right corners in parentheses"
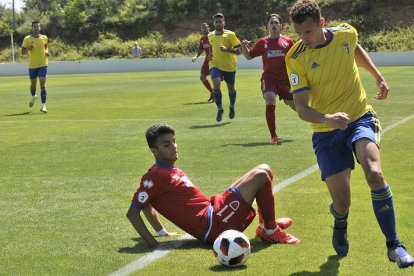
top-left (29, 66), bottom-right (48, 79)
top-left (210, 67), bottom-right (236, 85)
top-left (312, 112), bottom-right (381, 180)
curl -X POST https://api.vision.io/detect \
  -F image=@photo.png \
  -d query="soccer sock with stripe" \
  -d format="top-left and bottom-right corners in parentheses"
top-left (371, 185), bottom-right (398, 244)
top-left (256, 177), bottom-right (277, 230)
top-left (266, 105), bottom-right (276, 137)
top-left (30, 88), bottom-right (36, 97)
top-left (202, 80), bottom-right (213, 93)
top-left (41, 88), bottom-right (47, 104)
top-left (330, 202), bottom-right (348, 229)
top-left (213, 89), bottom-right (222, 110)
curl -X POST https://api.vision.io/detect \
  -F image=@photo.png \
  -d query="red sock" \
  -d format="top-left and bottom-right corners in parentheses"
top-left (202, 80), bottom-right (213, 93)
top-left (257, 207), bottom-right (264, 225)
top-left (266, 105), bottom-right (276, 137)
top-left (256, 177), bottom-right (277, 229)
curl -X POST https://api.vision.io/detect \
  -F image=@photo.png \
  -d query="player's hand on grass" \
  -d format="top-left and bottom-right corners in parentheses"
top-left (374, 76), bottom-right (389, 100)
top-left (157, 231), bottom-right (178, 237)
top-left (156, 228), bottom-right (178, 237)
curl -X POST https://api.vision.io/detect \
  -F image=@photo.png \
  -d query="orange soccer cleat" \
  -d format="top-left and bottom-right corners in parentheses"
top-left (255, 217), bottom-right (293, 236)
top-left (258, 226), bottom-right (300, 244)
top-left (271, 136), bottom-right (279, 145)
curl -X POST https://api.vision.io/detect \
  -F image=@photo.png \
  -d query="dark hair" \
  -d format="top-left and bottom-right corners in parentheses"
top-left (212, 13), bottom-right (224, 21)
top-left (267, 13), bottom-right (282, 25)
top-left (32, 21), bottom-right (39, 27)
top-left (289, 0), bottom-right (321, 24)
top-left (145, 124), bottom-right (175, 148)
top-left (201, 22), bottom-right (210, 28)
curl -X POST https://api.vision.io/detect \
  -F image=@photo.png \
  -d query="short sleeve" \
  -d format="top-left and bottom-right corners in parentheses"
top-left (285, 45), bottom-right (309, 94)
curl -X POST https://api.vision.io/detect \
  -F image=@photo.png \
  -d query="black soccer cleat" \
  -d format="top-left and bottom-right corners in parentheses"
top-left (332, 227), bottom-right (349, 257)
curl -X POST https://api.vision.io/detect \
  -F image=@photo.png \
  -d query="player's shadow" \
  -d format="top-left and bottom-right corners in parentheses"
top-left (209, 263), bottom-right (248, 272)
top-left (4, 111), bottom-right (33, 116)
top-left (118, 237), bottom-right (207, 254)
top-left (289, 255), bottom-right (341, 275)
top-left (189, 122), bottom-right (231, 129)
top-left (222, 138), bottom-right (294, 147)
top-left (118, 238), bottom-right (153, 254)
top-left (250, 237), bottom-right (272, 253)
top-left (183, 101), bottom-right (213, 105)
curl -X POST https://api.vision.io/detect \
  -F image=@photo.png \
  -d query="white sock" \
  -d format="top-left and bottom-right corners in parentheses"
top-left (264, 226), bottom-right (278, 235)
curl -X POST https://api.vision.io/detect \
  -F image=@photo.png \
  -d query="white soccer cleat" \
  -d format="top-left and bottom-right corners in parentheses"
top-left (40, 105), bottom-right (48, 113)
top-left (29, 95), bottom-right (37, 107)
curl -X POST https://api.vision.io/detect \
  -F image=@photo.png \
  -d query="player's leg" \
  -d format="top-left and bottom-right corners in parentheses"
top-left (354, 133), bottom-right (413, 267)
top-left (226, 83), bottom-right (236, 119)
top-left (270, 83), bottom-right (295, 143)
top-left (354, 139), bottom-right (397, 240)
top-left (231, 164), bottom-right (300, 244)
top-left (230, 164), bottom-right (272, 204)
top-left (200, 61), bottom-right (213, 102)
top-left (28, 69), bottom-right (38, 108)
top-left (210, 68), bottom-right (224, 122)
top-left (313, 130), bottom-right (355, 256)
top-left (263, 89), bottom-right (277, 144)
top-left (224, 72), bottom-right (236, 119)
top-left (325, 169), bottom-right (351, 256)
top-left (200, 74), bottom-right (213, 102)
top-left (38, 66), bottom-right (48, 113)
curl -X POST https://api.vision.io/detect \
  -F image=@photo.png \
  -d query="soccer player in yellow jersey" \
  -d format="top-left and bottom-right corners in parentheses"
top-left (208, 13), bottom-right (241, 122)
top-left (22, 21), bottom-right (49, 113)
top-left (286, 0), bottom-right (413, 268)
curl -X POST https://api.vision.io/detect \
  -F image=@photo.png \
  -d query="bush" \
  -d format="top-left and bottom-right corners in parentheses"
top-left (175, 33), bottom-right (199, 57)
top-left (137, 32), bottom-right (167, 58)
top-left (84, 33), bottom-right (124, 59)
top-left (49, 38), bottom-right (84, 61)
top-left (361, 27), bottom-right (414, 52)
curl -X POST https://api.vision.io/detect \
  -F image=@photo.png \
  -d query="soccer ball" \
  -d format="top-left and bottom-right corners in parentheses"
top-left (213, 229), bottom-right (251, 267)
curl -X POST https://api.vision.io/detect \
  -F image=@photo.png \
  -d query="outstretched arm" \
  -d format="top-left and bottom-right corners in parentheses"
top-left (219, 45), bottom-right (241, 55)
top-left (143, 204), bottom-right (176, 236)
top-left (45, 44), bottom-right (49, 57)
top-left (192, 48), bottom-right (203, 62)
top-left (355, 44), bottom-right (389, 100)
top-left (126, 205), bottom-right (158, 247)
top-left (241, 39), bottom-right (252, 60)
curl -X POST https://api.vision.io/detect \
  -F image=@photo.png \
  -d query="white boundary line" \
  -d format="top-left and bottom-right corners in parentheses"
top-left (109, 234), bottom-right (192, 276)
top-left (110, 114), bottom-right (414, 276)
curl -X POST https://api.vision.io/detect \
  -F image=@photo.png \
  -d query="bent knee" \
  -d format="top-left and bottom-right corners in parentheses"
top-left (334, 202), bottom-right (350, 215)
top-left (365, 169), bottom-right (385, 188)
top-left (256, 164), bottom-right (273, 179)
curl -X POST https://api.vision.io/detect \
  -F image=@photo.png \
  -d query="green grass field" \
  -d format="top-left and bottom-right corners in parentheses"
top-left (1, 67), bottom-right (413, 275)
